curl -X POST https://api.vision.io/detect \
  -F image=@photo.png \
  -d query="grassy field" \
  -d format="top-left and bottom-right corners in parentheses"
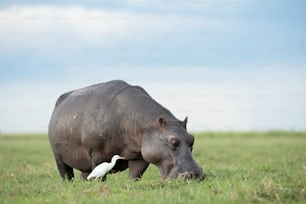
top-left (0, 132), bottom-right (305, 204)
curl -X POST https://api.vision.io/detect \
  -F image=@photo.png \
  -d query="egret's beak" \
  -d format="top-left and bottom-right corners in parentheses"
top-left (119, 156), bottom-right (125, 160)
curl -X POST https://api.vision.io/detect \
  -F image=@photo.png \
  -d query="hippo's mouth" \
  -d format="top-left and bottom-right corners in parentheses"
top-left (160, 165), bottom-right (191, 180)
top-left (159, 164), bottom-right (205, 180)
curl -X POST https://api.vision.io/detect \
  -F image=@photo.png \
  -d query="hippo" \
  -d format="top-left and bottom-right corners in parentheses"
top-left (48, 80), bottom-right (204, 181)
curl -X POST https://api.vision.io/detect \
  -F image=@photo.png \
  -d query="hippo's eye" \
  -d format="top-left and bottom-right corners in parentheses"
top-left (168, 136), bottom-right (180, 149)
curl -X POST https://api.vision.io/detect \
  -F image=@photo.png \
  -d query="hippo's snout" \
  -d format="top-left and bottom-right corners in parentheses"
top-left (178, 167), bottom-right (205, 180)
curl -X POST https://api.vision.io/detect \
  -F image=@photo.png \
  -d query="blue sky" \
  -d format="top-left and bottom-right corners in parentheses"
top-left (0, 0), bottom-right (306, 132)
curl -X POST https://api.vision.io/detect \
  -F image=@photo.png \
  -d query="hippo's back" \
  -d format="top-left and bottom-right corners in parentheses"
top-left (54, 80), bottom-right (130, 109)
top-left (48, 80), bottom-right (133, 145)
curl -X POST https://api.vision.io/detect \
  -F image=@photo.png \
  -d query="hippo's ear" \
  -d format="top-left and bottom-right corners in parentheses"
top-left (182, 116), bottom-right (188, 129)
top-left (158, 117), bottom-right (167, 128)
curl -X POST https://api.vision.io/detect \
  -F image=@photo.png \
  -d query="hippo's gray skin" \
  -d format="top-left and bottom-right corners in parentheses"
top-left (48, 80), bottom-right (204, 181)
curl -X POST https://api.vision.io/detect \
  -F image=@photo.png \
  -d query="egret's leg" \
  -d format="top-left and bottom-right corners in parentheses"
top-left (55, 156), bottom-right (74, 181)
top-left (128, 159), bottom-right (149, 181)
top-left (93, 175), bottom-right (107, 181)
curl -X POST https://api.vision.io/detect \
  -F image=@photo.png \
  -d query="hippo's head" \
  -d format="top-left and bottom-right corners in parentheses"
top-left (141, 116), bottom-right (204, 180)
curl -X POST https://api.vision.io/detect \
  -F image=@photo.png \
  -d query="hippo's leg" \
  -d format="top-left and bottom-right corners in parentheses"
top-left (128, 159), bottom-right (149, 181)
top-left (55, 155), bottom-right (74, 181)
top-left (90, 149), bottom-right (104, 168)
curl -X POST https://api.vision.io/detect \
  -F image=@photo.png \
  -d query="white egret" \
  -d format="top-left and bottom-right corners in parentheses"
top-left (87, 155), bottom-right (125, 180)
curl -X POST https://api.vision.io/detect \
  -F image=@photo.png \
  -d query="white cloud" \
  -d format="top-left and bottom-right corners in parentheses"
top-left (0, 6), bottom-right (130, 47)
top-left (0, 5), bottom-right (220, 50)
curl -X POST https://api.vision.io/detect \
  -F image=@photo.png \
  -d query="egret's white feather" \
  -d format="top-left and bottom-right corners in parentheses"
top-left (87, 155), bottom-right (125, 180)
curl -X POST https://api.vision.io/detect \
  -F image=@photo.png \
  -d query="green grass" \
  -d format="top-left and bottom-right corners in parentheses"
top-left (0, 132), bottom-right (305, 204)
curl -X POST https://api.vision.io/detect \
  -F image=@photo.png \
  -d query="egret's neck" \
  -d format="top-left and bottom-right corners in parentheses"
top-left (111, 157), bottom-right (119, 165)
